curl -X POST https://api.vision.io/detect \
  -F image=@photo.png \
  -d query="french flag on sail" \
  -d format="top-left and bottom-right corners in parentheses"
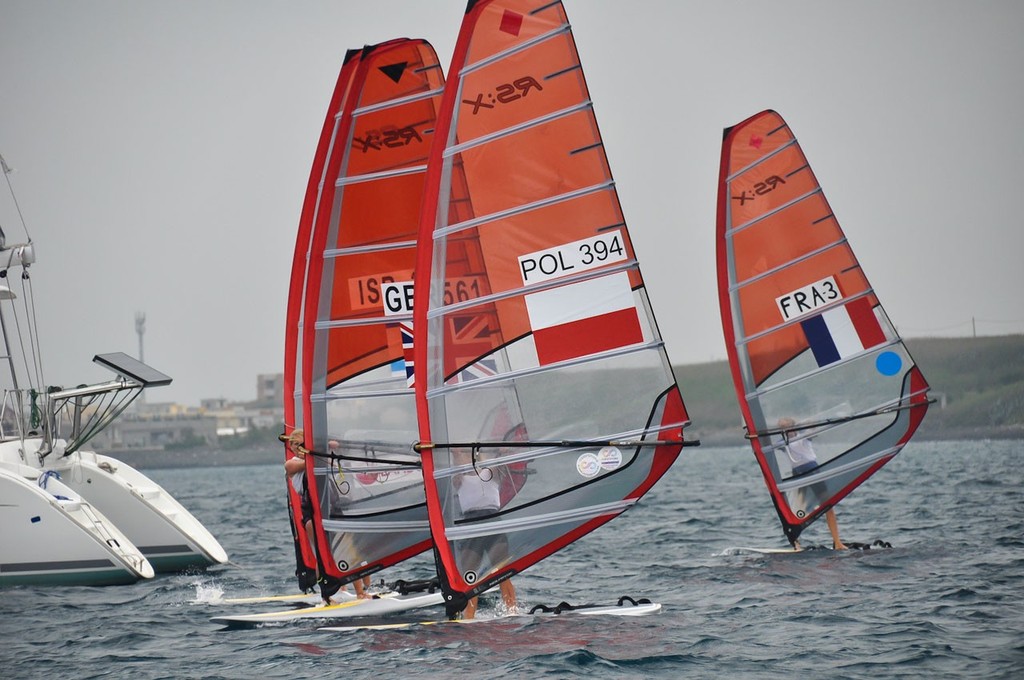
top-left (801, 297), bottom-right (887, 367)
top-left (524, 272), bottom-right (643, 366)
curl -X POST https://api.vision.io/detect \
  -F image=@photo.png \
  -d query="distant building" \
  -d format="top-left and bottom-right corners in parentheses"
top-left (87, 374), bottom-right (286, 451)
top-left (91, 409), bottom-right (218, 450)
top-left (257, 374), bottom-right (284, 405)
top-left (201, 397), bottom-right (230, 411)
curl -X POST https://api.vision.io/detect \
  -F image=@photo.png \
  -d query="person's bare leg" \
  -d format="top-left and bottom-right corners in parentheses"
top-left (463, 596), bottom-right (478, 620)
top-left (826, 509), bottom-right (847, 550)
top-left (350, 575), bottom-right (371, 598)
top-left (499, 580), bottom-right (517, 613)
top-left (304, 520), bottom-right (317, 561)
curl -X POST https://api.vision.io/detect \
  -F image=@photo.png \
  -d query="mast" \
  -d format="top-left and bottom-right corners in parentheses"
top-left (135, 312), bottom-right (145, 404)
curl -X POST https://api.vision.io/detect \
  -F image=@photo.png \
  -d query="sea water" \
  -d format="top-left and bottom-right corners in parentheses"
top-left (2, 440), bottom-right (1021, 679)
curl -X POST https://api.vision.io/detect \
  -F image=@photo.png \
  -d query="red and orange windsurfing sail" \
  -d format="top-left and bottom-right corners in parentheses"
top-left (716, 110), bottom-right (931, 545)
top-left (286, 39), bottom-right (446, 593)
top-left (283, 47), bottom-right (362, 591)
top-left (413, 0), bottom-right (694, 617)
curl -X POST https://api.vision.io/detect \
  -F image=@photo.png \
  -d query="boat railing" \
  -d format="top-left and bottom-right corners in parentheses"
top-left (43, 353), bottom-right (172, 457)
top-left (2, 353), bottom-right (172, 460)
top-left (45, 379), bottom-right (145, 456)
top-left (0, 380), bottom-right (147, 459)
top-left (0, 387), bottom-right (31, 442)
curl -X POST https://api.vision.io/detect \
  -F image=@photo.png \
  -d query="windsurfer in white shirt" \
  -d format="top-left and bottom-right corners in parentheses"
top-left (452, 447), bottom-right (518, 619)
top-left (778, 418), bottom-right (848, 551)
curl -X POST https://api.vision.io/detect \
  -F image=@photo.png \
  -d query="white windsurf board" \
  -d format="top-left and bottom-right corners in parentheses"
top-left (319, 598), bottom-right (661, 632)
top-left (210, 590), bottom-right (442, 627)
top-left (723, 546), bottom-right (802, 555)
top-left (219, 591), bottom-right (336, 606)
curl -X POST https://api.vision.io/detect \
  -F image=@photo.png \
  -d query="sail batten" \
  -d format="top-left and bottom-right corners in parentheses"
top-left (445, 499), bottom-right (635, 539)
top-left (314, 314), bottom-right (411, 331)
top-left (746, 337), bottom-right (906, 399)
top-left (425, 338), bottom-right (667, 398)
top-left (732, 236), bottom-right (849, 291)
top-left (725, 136), bottom-right (798, 182)
top-left (352, 86), bottom-right (447, 117)
top-left (716, 109), bottom-right (930, 544)
top-left (335, 164), bottom-right (428, 187)
top-left (425, 257), bottom-right (638, 320)
top-left (444, 100), bottom-right (593, 157)
top-left (776, 447), bottom-right (899, 492)
top-left (726, 187), bottom-right (824, 236)
top-left (322, 520), bottom-right (430, 533)
top-left (311, 387), bottom-right (411, 402)
top-left (735, 287), bottom-right (879, 346)
top-left (323, 240), bottom-right (417, 258)
top-left (433, 180), bottom-right (616, 238)
top-left (756, 394), bottom-right (931, 442)
top-left (460, 23), bottom-right (571, 76)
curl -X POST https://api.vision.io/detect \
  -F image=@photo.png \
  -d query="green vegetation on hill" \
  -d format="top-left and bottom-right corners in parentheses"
top-left (673, 334), bottom-right (1024, 445)
top-left (906, 335), bottom-right (1024, 438)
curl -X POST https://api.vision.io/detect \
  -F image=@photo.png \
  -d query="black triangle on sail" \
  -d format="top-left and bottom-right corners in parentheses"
top-left (379, 61), bottom-right (408, 84)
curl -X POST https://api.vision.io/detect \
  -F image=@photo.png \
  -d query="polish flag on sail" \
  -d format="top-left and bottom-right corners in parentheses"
top-left (524, 271), bottom-right (643, 366)
top-left (800, 297), bottom-right (887, 368)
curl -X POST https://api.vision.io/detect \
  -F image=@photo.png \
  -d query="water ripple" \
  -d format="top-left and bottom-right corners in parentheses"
top-left (2, 441), bottom-right (1022, 678)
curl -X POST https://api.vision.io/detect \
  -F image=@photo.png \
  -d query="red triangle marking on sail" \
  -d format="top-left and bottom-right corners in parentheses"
top-left (379, 61), bottom-right (408, 84)
top-left (499, 10), bottom-right (523, 36)
top-left (749, 135), bottom-right (763, 149)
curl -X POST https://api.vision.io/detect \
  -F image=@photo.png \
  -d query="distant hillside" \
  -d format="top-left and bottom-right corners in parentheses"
top-left (114, 335), bottom-right (1021, 469)
top-left (674, 334), bottom-right (1024, 446)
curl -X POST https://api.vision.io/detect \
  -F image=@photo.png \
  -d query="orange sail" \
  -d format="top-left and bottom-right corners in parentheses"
top-left (283, 48), bottom-right (362, 590)
top-left (716, 110), bottom-right (931, 544)
top-left (291, 39), bottom-right (446, 590)
top-left (414, 0), bottom-right (694, 617)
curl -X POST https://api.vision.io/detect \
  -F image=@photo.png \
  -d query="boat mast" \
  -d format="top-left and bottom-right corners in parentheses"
top-left (135, 312), bottom-right (146, 404)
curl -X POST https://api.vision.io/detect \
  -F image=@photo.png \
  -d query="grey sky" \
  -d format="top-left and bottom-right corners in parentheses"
top-left (1, 1), bottom-right (1021, 406)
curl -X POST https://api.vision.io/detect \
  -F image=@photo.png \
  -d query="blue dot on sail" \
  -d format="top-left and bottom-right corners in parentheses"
top-left (876, 351), bottom-right (902, 376)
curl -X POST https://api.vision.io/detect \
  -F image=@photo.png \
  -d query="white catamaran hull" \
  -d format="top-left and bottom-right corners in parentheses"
top-left (50, 450), bottom-right (228, 572)
top-left (0, 446), bottom-right (154, 586)
top-left (0, 164), bottom-right (211, 585)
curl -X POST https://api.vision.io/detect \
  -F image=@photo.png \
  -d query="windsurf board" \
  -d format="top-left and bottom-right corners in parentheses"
top-left (219, 592), bottom-right (337, 605)
top-left (319, 598), bottom-right (662, 632)
top-left (210, 590), bottom-right (442, 627)
top-left (725, 546), bottom-right (802, 555)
